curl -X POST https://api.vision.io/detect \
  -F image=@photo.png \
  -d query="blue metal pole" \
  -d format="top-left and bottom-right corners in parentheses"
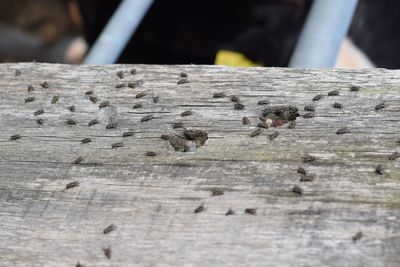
top-left (84, 0), bottom-right (155, 64)
top-left (288, 0), bottom-right (359, 68)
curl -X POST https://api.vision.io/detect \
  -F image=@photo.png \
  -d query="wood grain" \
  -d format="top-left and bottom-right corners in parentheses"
top-left (1, 63), bottom-right (400, 267)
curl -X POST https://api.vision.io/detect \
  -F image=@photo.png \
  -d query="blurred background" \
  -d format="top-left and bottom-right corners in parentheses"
top-left (0, 0), bottom-right (399, 68)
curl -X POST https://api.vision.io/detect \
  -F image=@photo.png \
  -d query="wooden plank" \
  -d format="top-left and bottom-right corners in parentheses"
top-left (0, 63), bottom-right (400, 267)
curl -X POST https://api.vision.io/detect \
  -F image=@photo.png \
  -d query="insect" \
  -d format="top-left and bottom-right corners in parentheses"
top-left (88, 119), bottom-right (99, 126)
top-left (76, 262), bottom-right (84, 267)
top-left (389, 152), bottom-right (400, 161)
top-left (103, 246), bottom-right (112, 259)
top-left (245, 208), bottom-right (257, 215)
top-left (180, 72), bottom-right (188, 78)
top-left (328, 90), bottom-right (339, 96)
top-left (288, 121), bottom-right (296, 129)
top-left (304, 105), bottom-right (315, 112)
top-left (15, 69), bottom-right (21, 76)
top-left (103, 224), bottom-right (116, 234)
top-left (269, 132), bottom-right (279, 141)
top-left (242, 117), bottom-right (250, 125)
top-left (72, 157), bottom-right (83, 164)
top-left (27, 84), bottom-right (34, 92)
top-left (130, 69), bottom-right (137, 75)
top-left (9, 134), bottom-right (21, 141)
top-left (132, 103), bottom-right (143, 109)
top-left (271, 119), bottom-right (289, 127)
top-left (312, 94), bottom-right (324, 101)
top-left (336, 127), bottom-right (350, 135)
top-left (116, 70), bottom-right (124, 79)
top-left (141, 114), bottom-right (154, 122)
top-left (85, 90), bottom-right (93, 96)
top-left (181, 110), bottom-right (193, 117)
top-left (99, 100), bottom-right (110, 109)
top-left (225, 209), bottom-right (235, 216)
top-left (300, 175), bottom-right (315, 182)
top-left (230, 95), bottom-right (240, 102)
top-left (303, 112), bottom-right (314, 118)
top-left (263, 105), bottom-right (300, 121)
top-left (333, 102), bottom-right (343, 109)
top-left (146, 151), bottom-right (157, 157)
top-left (213, 92), bottom-right (226, 98)
top-left (302, 155), bottom-right (316, 163)
top-left (350, 85), bottom-right (360, 92)
top-left (258, 100), bottom-right (270, 105)
top-left (81, 138), bottom-right (91, 144)
top-left (36, 118), bottom-right (44, 125)
top-left (173, 122), bottom-right (183, 129)
top-left (68, 105), bottom-right (75, 112)
top-left (34, 109), bottom-right (44, 116)
top-left (40, 81), bottom-right (49, 88)
top-left (292, 185), bottom-right (303, 195)
top-left (375, 165), bottom-right (384, 175)
top-left (24, 97), bottom-right (35, 103)
top-left (250, 128), bottom-right (263, 137)
top-left (234, 103), bottom-right (245, 110)
top-left (211, 189), bottom-right (224, 196)
top-left (89, 96), bottom-right (98, 103)
top-left (375, 102), bottom-right (385, 111)
top-left (352, 231), bottom-right (363, 242)
top-left (66, 181), bottom-right (79, 189)
top-left (177, 78), bottom-right (190, 85)
top-left (161, 134), bottom-right (187, 152)
top-left (136, 92), bottom-right (146, 99)
top-left (257, 122), bottom-right (268, 129)
top-left (183, 129), bottom-right (208, 147)
top-left (112, 142), bottom-right (123, 149)
top-left (66, 119), bottom-right (77, 125)
top-left (115, 83), bottom-right (126, 88)
top-left (297, 167), bottom-right (307, 175)
top-left (51, 95), bottom-right (59, 104)
top-left (106, 122), bottom-right (118, 129)
top-left (128, 80), bottom-right (144, 88)
top-left (122, 131), bottom-right (134, 137)
top-left (153, 95), bottom-right (160, 103)
top-left (194, 204), bottom-right (205, 213)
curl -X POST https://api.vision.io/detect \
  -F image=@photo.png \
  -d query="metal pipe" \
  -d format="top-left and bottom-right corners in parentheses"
top-left (288, 0), bottom-right (359, 68)
top-left (84, 0), bottom-right (154, 64)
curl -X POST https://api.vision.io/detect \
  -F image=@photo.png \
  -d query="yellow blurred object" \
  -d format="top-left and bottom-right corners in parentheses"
top-left (215, 50), bottom-right (260, 67)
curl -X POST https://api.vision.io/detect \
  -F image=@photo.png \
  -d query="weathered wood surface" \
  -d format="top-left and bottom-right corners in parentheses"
top-left (1, 63), bottom-right (400, 267)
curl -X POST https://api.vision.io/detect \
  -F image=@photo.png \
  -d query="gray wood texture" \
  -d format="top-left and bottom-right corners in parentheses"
top-left (1, 63), bottom-right (400, 267)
